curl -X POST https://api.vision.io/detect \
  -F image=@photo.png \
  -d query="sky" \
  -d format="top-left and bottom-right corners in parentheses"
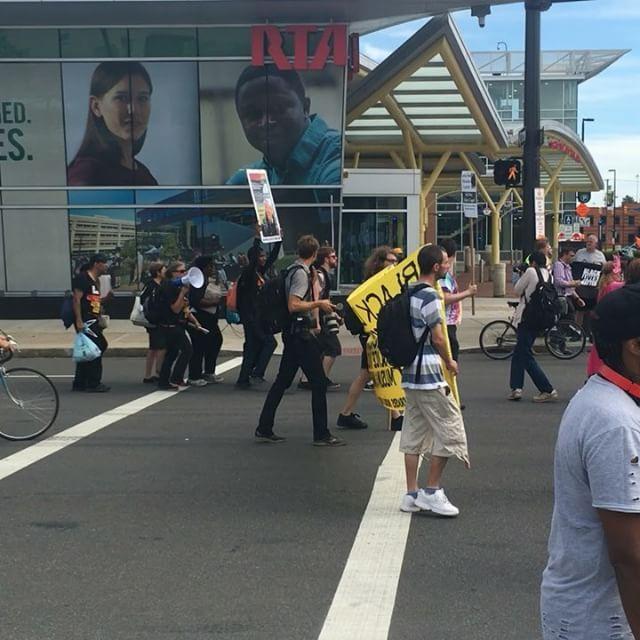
top-left (362, 0), bottom-right (640, 206)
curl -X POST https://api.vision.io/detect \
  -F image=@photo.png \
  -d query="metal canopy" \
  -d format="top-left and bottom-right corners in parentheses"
top-left (0, 0), bottom-right (521, 29)
top-left (472, 49), bottom-right (630, 82)
top-left (347, 14), bottom-right (509, 159)
top-left (346, 14), bottom-right (604, 195)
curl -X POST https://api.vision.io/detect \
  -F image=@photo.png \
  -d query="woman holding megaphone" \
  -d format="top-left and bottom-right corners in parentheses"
top-left (156, 262), bottom-right (206, 390)
top-left (187, 256), bottom-right (225, 386)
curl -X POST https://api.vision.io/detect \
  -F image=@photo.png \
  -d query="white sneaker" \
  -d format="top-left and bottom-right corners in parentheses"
top-left (414, 488), bottom-right (459, 517)
top-left (533, 389), bottom-right (558, 403)
top-left (400, 493), bottom-right (421, 513)
top-left (204, 373), bottom-right (224, 383)
top-left (508, 388), bottom-right (523, 401)
top-left (188, 378), bottom-right (208, 387)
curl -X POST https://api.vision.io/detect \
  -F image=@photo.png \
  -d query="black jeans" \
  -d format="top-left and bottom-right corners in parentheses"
top-left (158, 326), bottom-right (193, 386)
top-left (73, 330), bottom-right (108, 389)
top-left (188, 311), bottom-right (223, 380)
top-left (258, 331), bottom-right (329, 441)
top-left (237, 320), bottom-right (277, 384)
top-left (447, 325), bottom-right (460, 362)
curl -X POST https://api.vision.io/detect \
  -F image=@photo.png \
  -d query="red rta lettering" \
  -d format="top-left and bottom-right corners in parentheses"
top-left (251, 24), bottom-right (350, 70)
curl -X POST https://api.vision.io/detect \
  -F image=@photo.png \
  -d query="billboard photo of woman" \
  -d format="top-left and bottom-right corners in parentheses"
top-left (67, 62), bottom-right (157, 186)
top-left (64, 61), bottom-right (201, 187)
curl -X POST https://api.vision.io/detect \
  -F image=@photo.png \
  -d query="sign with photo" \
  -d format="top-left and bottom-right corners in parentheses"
top-left (247, 169), bottom-right (282, 243)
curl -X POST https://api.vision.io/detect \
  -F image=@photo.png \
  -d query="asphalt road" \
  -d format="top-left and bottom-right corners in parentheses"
top-left (0, 352), bottom-right (586, 640)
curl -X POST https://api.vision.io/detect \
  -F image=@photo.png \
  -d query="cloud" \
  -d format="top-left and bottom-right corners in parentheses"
top-left (551, 0), bottom-right (640, 20)
top-left (360, 42), bottom-right (392, 63)
top-left (584, 134), bottom-right (640, 204)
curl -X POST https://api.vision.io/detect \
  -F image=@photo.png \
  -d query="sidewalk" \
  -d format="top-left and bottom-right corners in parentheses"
top-left (0, 296), bottom-right (514, 357)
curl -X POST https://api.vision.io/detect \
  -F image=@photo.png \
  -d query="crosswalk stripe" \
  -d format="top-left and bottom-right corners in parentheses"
top-left (0, 357), bottom-right (243, 482)
top-left (318, 432), bottom-right (418, 640)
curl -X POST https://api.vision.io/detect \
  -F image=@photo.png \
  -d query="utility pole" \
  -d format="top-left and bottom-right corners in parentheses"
top-left (522, 0), bottom-right (551, 257)
top-left (522, 0), bottom-right (591, 256)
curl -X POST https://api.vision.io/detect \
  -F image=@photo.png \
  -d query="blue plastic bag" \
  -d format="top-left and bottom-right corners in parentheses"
top-left (72, 332), bottom-right (102, 363)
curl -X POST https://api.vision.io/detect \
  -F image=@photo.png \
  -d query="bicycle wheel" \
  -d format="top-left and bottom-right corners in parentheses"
top-left (479, 320), bottom-right (518, 360)
top-left (0, 368), bottom-right (59, 440)
top-left (545, 320), bottom-right (587, 360)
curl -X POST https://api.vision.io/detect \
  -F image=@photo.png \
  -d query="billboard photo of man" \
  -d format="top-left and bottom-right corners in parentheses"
top-left (227, 64), bottom-right (343, 186)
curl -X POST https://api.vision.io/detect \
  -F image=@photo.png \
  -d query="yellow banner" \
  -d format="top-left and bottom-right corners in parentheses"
top-left (346, 246), bottom-right (459, 410)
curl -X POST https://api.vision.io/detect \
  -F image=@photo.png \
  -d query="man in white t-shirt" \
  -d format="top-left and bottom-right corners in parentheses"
top-left (574, 234), bottom-right (606, 265)
top-left (541, 284), bottom-right (640, 640)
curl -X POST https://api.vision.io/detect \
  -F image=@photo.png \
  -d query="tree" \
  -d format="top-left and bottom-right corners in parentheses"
top-left (622, 195), bottom-right (636, 204)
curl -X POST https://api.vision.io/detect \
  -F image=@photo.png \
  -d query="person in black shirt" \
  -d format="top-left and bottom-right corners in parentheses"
top-left (72, 253), bottom-right (110, 392)
top-left (235, 235), bottom-right (281, 389)
top-left (256, 235), bottom-right (344, 446)
top-left (188, 256), bottom-right (224, 385)
top-left (156, 262), bottom-right (203, 390)
top-left (140, 261), bottom-right (166, 383)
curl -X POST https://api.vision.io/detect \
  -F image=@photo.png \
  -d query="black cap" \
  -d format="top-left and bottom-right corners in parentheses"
top-left (592, 283), bottom-right (640, 343)
top-left (88, 253), bottom-right (108, 267)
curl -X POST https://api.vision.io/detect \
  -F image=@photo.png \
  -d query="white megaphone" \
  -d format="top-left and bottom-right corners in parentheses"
top-left (171, 266), bottom-right (204, 288)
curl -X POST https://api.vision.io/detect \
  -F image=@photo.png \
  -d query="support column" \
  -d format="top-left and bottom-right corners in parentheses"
top-left (552, 185), bottom-right (562, 254)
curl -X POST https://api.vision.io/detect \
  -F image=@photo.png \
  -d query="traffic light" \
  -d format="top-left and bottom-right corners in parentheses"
top-left (494, 159), bottom-right (522, 187)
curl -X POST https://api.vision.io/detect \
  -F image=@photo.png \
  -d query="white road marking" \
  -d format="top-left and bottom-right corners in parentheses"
top-left (0, 357), bottom-right (243, 482)
top-left (318, 432), bottom-right (419, 640)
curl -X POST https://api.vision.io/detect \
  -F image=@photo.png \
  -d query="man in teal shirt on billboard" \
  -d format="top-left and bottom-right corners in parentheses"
top-left (227, 64), bottom-right (342, 186)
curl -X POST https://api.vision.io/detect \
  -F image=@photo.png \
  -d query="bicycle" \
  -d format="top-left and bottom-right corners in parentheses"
top-left (0, 332), bottom-right (60, 441)
top-left (479, 301), bottom-right (586, 361)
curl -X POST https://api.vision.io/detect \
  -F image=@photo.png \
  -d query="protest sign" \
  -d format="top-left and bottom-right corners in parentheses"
top-left (346, 246), bottom-right (459, 410)
top-left (246, 169), bottom-right (282, 243)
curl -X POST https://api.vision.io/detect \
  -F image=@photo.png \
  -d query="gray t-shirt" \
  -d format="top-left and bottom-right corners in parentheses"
top-left (541, 375), bottom-right (640, 639)
top-left (574, 247), bottom-right (606, 265)
top-left (285, 260), bottom-right (312, 325)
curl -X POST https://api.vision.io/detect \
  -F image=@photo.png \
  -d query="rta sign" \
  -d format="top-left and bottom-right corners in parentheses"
top-left (251, 25), bottom-right (358, 71)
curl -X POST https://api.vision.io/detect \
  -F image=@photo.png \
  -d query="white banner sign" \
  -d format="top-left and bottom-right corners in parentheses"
top-left (461, 171), bottom-right (478, 219)
top-left (534, 187), bottom-right (545, 238)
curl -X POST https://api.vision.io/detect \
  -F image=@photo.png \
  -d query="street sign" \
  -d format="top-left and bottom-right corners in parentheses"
top-left (461, 170), bottom-right (478, 218)
top-left (578, 216), bottom-right (591, 226)
top-left (563, 214), bottom-right (574, 225)
top-left (576, 202), bottom-right (589, 216)
top-left (534, 187), bottom-right (545, 238)
top-left (577, 192), bottom-right (591, 204)
top-left (560, 224), bottom-right (573, 236)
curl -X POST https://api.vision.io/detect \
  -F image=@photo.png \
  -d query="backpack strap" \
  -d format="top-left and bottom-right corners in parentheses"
top-left (408, 283), bottom-right (431, 385)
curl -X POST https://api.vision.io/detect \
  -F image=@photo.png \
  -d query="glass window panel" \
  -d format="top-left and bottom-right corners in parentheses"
top-left (340, 212), bottom-right (376, 284)
top-left (198, 27), bottom-right (251, 57)
top-left (70, 207), bottom-right (139, 291)
top-left (541, 81), bottom-right (563, 111)
top-left (0, 29), bottom-right (58, 58)
top-left (129, 28), bottom-right (197, 57)
top-left (60, 29), bottom-right (128, 58)
top-left (563, 81), bottom-right (577, 110)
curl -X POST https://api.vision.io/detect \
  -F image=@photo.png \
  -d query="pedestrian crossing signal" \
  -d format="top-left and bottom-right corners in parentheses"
top-left (494, 159), bottom-right (522, 187)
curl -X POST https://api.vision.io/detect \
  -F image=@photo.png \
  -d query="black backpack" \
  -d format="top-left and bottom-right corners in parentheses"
top-left (142, 284), bottom-right (162, 326)
top-left (259, 264), bottom-right (309, 335)
top-left (60, 295), bottom-right (75, 329)
top-left (521, 267), bottom-right (561, 332)
top-left (377, 283), bottom-right (429, 369)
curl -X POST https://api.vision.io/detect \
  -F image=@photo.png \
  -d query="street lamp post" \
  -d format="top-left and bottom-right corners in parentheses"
top-left (581, 117), bottom-right (594, 142)
top-left (609, 168), bottom-right (617, 246)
